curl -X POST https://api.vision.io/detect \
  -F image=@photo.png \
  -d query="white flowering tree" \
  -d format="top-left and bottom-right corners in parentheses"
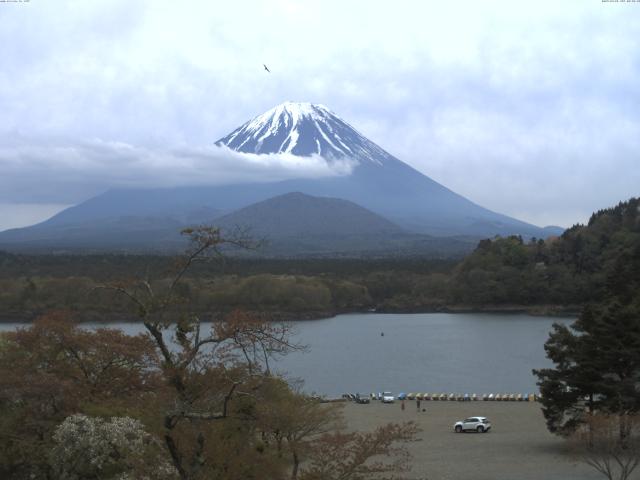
top-left (50, 414), bottom-right (178, 480)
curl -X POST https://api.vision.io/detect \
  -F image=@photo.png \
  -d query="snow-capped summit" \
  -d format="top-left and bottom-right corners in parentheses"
top-left (216, 101), bottom-right (391, 165)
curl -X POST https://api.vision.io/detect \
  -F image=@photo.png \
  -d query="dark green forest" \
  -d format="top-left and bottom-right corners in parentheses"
top-left (1, 198), bottom-right (638, 321)
top-left (451, 197), bottom-right (640, 308)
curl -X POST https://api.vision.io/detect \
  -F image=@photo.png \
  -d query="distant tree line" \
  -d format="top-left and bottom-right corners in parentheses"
top-left (1, 197), bottom-right (638, 320)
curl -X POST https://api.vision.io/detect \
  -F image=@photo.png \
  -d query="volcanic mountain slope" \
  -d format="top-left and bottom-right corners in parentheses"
top-left (215, 102), bottom-right (562, 237)
top-left (0, 101), bottom-right (562, 253)
top-left (216, 192), bottom-right (403, 237)
top-left (0, 192), bottom-right (476, 256)
top-left (213, 192), bottom-right (475, 257)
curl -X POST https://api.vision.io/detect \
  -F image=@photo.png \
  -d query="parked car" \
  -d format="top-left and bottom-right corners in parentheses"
top-left (382, 391), bottom-right (395, 403)
top-left (453, 416), bottom-right (492, 433)
top-left (355, 393), bottom-right (370, 404)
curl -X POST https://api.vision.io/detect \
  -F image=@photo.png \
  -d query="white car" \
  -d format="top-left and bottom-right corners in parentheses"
top-left (454, 416), bottom-right (491, 433)
top-left (382, 391), bottom-right (395, 403)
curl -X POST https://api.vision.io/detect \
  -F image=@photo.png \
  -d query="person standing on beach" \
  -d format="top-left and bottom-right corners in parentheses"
top-left (417, 398), bottom-right (421, 412)
top-left (401, 399), bottom-right (405, 411)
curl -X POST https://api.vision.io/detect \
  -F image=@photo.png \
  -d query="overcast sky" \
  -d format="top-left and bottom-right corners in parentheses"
top-left (1, 0), bottom-right (639, 231)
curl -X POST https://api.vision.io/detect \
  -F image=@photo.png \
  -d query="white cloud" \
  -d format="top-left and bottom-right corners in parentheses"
top-left (0, 139), bottom-right (356, 204)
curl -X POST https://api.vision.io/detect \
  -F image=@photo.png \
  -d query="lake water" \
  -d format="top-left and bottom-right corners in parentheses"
top-left (0, 313), bottom-right (572, 397)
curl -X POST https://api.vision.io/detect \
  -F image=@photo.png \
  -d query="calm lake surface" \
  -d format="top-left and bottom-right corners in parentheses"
top-left (0, 313), bottom-right (572, 397)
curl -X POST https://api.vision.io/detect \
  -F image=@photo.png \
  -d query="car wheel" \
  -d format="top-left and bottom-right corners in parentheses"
top-left (455, 425), bottom-right (462, 433)
top-left (477, 426), bottom-right (484, 433)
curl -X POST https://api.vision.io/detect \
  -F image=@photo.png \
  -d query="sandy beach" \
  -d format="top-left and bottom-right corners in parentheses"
top-left (343, 400), bottom-right (603, 480)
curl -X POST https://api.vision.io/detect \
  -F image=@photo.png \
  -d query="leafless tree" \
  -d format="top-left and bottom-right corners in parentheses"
top-left (572, 413), bottom-right (640, 480)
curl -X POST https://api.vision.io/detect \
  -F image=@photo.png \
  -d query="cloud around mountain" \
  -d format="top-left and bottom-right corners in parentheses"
top-left (0, 138), bottom-right (357, 205)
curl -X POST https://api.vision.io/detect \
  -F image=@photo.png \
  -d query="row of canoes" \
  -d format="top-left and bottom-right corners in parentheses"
top-left (385, 393), bottom-right (539, 402)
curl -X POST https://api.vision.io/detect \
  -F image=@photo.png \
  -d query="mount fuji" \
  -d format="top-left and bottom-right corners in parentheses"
top-left (0, 102), bottom-right (562, 254)
top-left (216, 102), bottom-right (559, 237)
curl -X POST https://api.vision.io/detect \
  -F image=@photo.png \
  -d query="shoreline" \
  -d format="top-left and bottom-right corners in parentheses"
top-left (0, 304), bottom-right (580, 324)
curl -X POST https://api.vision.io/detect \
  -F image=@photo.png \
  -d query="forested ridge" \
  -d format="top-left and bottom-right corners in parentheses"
top-left (1, 197), bottom-right (638, 321)
top-left (451, 197), bottom-right (640, 307)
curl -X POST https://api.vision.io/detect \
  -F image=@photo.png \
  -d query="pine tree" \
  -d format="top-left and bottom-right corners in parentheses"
top-left (534, 301), bottom-right (640, 437)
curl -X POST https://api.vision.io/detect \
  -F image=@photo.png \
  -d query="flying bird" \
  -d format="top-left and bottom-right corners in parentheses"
top-left (263, 64), bottom-right (270, 73)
